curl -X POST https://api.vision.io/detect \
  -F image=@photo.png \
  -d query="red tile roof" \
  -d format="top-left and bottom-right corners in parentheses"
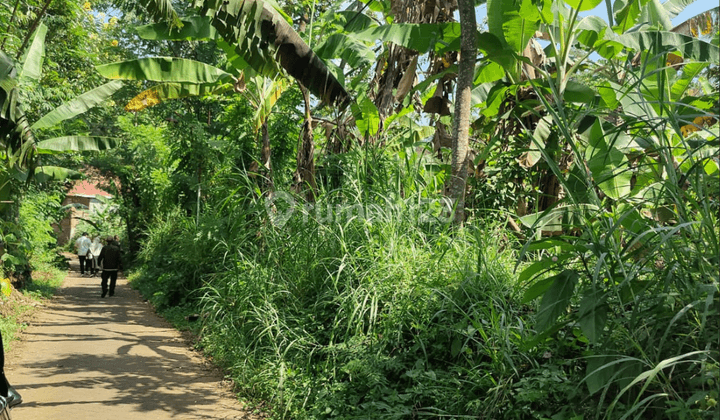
top-left (67, 180), bottom-right (113, 198)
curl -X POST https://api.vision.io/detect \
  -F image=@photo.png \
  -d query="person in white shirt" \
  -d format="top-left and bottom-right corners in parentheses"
top-left (88, 236), bottom-right (103, 277)
top-left (74, 232), bottom-right (92, 276)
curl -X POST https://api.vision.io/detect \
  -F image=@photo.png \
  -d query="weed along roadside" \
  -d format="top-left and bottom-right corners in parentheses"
top-left (1, 0), bottom-right (718, 419)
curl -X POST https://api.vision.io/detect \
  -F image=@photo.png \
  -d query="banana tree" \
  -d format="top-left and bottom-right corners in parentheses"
top-left (97, 18), bottom-right (289, 193)
top-left (96, 0), bottom-right (483, 196)
top-left (0, 24), bottom-right (123, 211)
top-left (96, 0), bottom-right (352, 196)
top-left (0, 20), bottom-right (122, 278)
top-left (486, 0), bottom-right (720, 411)
top-left (103, 0), bottom-right (349, 107)
top-left (475, 0), bottom-right (719, 215)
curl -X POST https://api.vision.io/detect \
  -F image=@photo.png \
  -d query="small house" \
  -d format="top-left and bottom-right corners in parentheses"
top-left (56, 179), bottom-right (113, 245)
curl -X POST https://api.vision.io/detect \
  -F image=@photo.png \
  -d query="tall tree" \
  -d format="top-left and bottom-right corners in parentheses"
top-left (448, 0), bottom-right (477, 225)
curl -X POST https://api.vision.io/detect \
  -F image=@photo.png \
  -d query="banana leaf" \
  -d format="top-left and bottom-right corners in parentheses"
top-left (32, 166), bottom-right (83, 183)
top-left (137, 0), bottom-right (182, 28)
top-left (663, 0), bottom-right (700, 20)
top-left (334, 10), bottom-right (377, 32)
top-left (352, 23), bottom-right (462, 54)
top-left (18, 23), bottom-right (47, 82)
top-left (314, 33), bottom-right (375, 69)
top-left (487, 0), bottom-right (550, 54)
top-left (96, 58), bottom-right (232, 84)
top-left (32, 81), bottom-right (125, 130)
top-left (209, 0), bottom-right (350, 107)
top-left (617, 30), bottom-right (719, 63)
top-left (136, 15), bottom-right (218, 41)
top-left (36, 136), bottom-right (118, 153)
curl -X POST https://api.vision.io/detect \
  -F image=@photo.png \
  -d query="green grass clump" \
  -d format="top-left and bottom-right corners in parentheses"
top-left (130, 167), bottom-right (563, 418)
top-left (198, 211), bottom-right (526, 419)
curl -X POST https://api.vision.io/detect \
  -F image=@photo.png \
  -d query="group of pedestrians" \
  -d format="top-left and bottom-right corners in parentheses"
top-left (74, 233), bottom-right (102, 277)
top-left (75, 233), bottom-right (123, 298)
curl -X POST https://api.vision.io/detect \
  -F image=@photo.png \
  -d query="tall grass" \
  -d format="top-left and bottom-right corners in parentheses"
top-left (518, 48), bottom-right (719, 419)
top-left (131, 141), bottom-right (564, 418)
top-left (197, 194), bottom-right (526, 418)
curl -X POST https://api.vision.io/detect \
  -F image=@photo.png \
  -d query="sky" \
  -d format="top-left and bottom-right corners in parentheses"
top-left (475, 0), bottom-right (717, 28)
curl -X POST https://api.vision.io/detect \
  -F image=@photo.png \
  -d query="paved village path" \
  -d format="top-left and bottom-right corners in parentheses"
top-left (5, 256), bottom-right (259, 420)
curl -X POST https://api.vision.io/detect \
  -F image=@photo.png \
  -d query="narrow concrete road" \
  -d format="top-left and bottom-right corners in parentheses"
top-left (5, 258), bottom-right (258, 420)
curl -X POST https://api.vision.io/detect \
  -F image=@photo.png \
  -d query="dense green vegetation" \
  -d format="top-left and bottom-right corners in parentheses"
top-left (1, 187), bottom-right (66, 351)
top-left (1, 0), bottom-right (718, 418)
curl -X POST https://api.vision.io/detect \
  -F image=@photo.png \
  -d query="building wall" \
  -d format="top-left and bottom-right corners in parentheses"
top-left (55, 196), bottom-right (93, 246)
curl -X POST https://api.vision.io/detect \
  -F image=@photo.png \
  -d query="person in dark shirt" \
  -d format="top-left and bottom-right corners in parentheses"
top-left (97, 236), bottom-right (122, 298)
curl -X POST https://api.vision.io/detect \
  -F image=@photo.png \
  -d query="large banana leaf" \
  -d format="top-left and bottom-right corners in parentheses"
top-left (333, 10), bottom-right (378, 32)
top-left (618, 30), bottom-right (719, 63)
top-left (616, 0), bottom-right (705, 32)
top-left (36, 136), bottom-right (118, 153)
top-left (32, 81), bottom-right (125, 130)
top-left (614, 0), bottom-right (643, 33)
top-left (18, 23), bottom-right (47, 82)
top-left (198, 0), bottom-right (293, 22)
top-left (136, 16), bottom-right (218, 41)
top-left (3, 113), bottom-right (36, 169)
top-left (343, 23), bottom-right (503, 64)
top-left (564, 0), bottom-right (604, 12)
top-left (96, 58), bottom-right (233, 84)
top-left (663, 0), bottom-right (699, 20)
top-left (669, 62), bottom-right (708, 100)
top-left (32, 166), bottom-right (83, 183)
top-left (576, 14), bottom-right (719, 63)
top-left (352, 23), bottom-right (462, 54)
top-left (638, 0), bottom-right (674, 30)
top-left (0, 51), bottom-right (17, 87)
top-left (315, 33), bottom-right (375, 69)
top-left (0, 50), bottom-right (33, 163)
top-left (124, 82), bottom-right (232, 112)
top-left (487, 0), bottom-right (550, 54)
top-left (0, 52), bottom-right (20, 128)
top-left (208, 0), bottom-right (350, 107)
top-left (217, 39), bottom-right (252, 74)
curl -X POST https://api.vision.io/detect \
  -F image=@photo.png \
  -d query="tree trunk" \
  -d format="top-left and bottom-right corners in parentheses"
top-left (372, 0), bottom-right (457, 120)
top-left (448, 0), bottom-right (476, 225)
top-left (293, 82), bottom-right (317, 202)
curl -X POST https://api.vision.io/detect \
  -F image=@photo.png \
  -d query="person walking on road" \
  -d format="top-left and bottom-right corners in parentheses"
top-left (74, 232), bottom-right (92, 276)
top-left (97, 236), bottom-right (122, 298)
top-left (89, 236), bottom-right (103, 277)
